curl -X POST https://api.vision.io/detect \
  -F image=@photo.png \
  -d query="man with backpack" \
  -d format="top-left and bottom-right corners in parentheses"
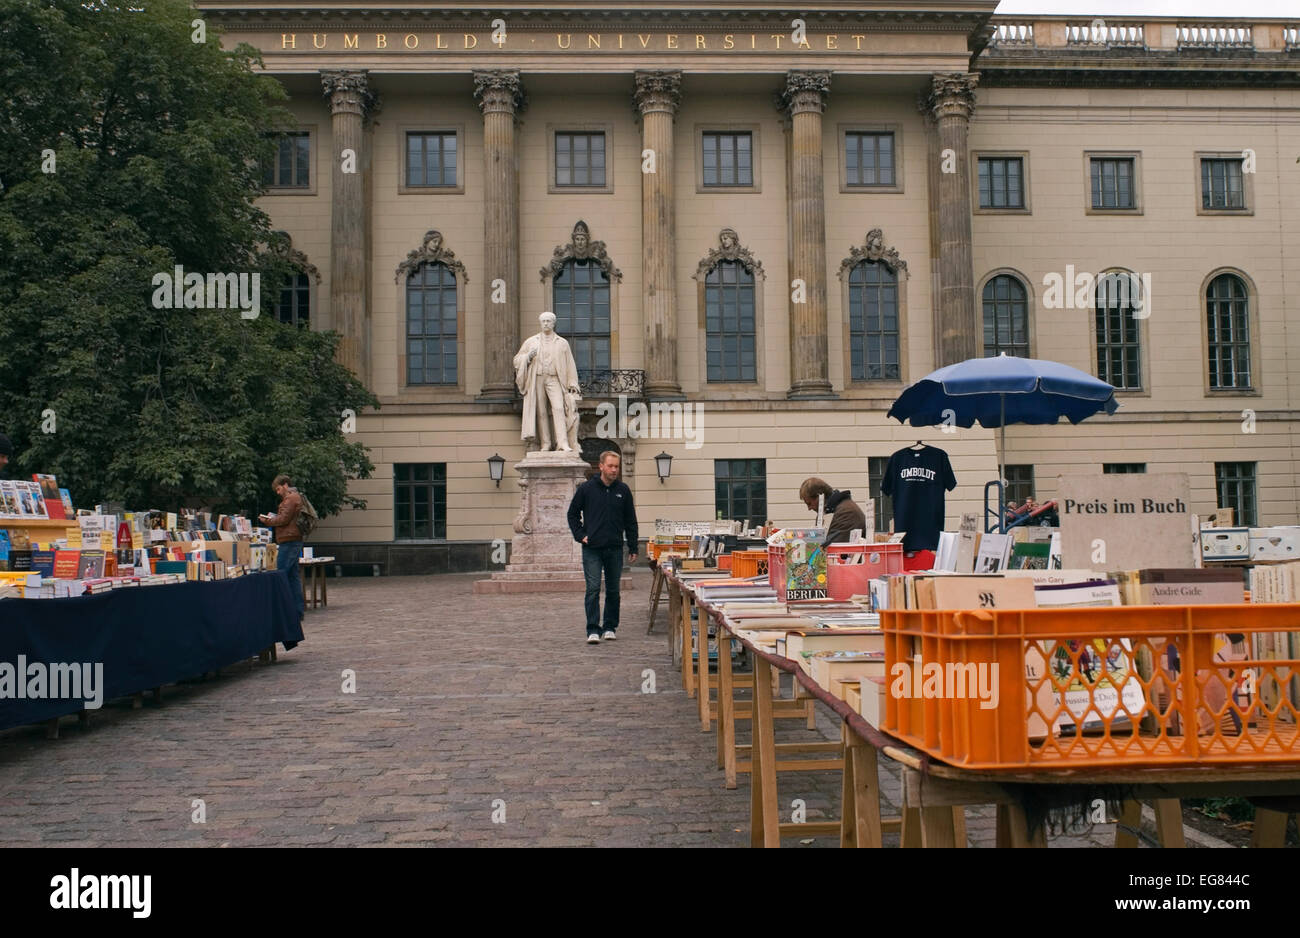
top-left (259, 473), bottom-right (315, 629)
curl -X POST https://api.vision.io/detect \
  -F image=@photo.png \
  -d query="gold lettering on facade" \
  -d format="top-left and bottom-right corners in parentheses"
top-left (852, 34), bottom-right (865, 49)
top-left (723, 34), bottom-right (734, 49)
top-left (695, 34), bottom-right (706, 49)
top-left (404, 33), bottom-right (418, 49)
top-left (826, 34), bottom-right (837, 49)
top-left (770, 34), bottom-right (783, 49)
top-left (618, 34), bottom-right (624, 49)
top-left (588, 34), bottom-right (600, 48)
top-left (638, 34), bottom-right (651, 48)
top-left (376, 33), bottom-right (387, 48)
top-left (281, 33), bottom-right (296, 49)
top-left (797, 39), bottom-right (811, 49)
top-left (666, 34), bottom-right (678, 48)
top-left (749, 34), bottom-right (756, 49)
top-left (436, 33), bottom-right (448, 48)
top-left (344, 33), bottom-right (359, 48)
top-left (313, 33), bottom-right (327, 49)
top-left (557, 33), bottom-right (571, 48)
top-left (464, 34), bottom-right (477, 49)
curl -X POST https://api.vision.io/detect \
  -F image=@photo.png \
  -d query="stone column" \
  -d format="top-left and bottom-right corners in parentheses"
top-left (321, 70), bottom-right (377, 384)
top-left (634, 71), bottom-right (683, 400)
top-left (473, 70), bottom-right (527, 401)
top-left (779, 71), bottom-right (833, 399)
top-left (922, 73), bottom-right (979, 367)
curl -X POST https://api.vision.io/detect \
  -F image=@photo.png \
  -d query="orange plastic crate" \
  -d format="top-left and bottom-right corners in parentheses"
top-left (730, 549), bottom-right (769, 579)
top-left (882, 604), bottom-right (1300, 770)
top-left (717, 554), bottom-right (732, 572)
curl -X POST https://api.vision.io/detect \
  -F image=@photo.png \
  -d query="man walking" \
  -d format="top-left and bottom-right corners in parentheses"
top-left (259, 474), bottom-right (306, 632)
top-left (567, 451), bottom-right (638, 645)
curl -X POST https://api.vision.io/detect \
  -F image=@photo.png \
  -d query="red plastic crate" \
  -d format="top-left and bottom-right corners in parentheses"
top-left (826, 543), bottom-right (904, 600)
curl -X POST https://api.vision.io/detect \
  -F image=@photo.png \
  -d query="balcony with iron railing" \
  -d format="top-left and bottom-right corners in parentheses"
top-left (577, 369), bottom-right (645, 400)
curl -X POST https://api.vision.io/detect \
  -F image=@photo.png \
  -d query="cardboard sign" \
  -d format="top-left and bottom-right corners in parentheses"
top-left (1057, 473), bottom-right (1193, 570)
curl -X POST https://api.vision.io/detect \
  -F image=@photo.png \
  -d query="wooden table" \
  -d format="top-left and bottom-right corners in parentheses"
top-left (298, 555), bottom-right (335, 610)
top-left (703, 596), bottom-right (1300, 848)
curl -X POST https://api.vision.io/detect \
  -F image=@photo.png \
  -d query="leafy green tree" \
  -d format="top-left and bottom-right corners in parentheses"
top-left (0, 0), bottom-right (377, 518)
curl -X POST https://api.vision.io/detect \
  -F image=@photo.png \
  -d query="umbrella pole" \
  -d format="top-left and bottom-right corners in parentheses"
top-left (999, 394), bottom-right (1007, 533)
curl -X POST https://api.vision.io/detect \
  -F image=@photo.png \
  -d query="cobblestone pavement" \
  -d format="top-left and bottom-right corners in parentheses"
top-left (0, 569), bottom-right (1227, 847)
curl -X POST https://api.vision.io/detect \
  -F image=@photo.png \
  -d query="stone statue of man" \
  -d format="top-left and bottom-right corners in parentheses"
top-left (513, 312), bottom-right (581, 452)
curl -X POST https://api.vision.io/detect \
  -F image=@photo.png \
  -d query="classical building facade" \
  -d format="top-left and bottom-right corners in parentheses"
top-left (200, 0), bottom-right (1300, 571)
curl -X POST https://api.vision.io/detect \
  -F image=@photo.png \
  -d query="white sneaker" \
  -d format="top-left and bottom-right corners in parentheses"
top-left (586, 634), bottom-right (601, 645)
top-left (602, 630), bottom-right (617, 641)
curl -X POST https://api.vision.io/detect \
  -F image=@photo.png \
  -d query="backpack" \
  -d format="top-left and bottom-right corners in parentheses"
top-left (296, 490), bottom-right (319, 538)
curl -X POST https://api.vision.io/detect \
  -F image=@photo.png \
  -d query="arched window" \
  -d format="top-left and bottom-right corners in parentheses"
top-left (982, 274), bottom-right (1029, 358)
top-left (553, 259), bottom-right (611, 377)
top-left (406, 262), bottom-right (457, 385)
top-left (705, 260), bottom-right (756, 382)
top-left (1207, 273), bottom-right (1251, 389)
top-left (848, 261), bottom-right (899, 380)
top-left (275, 272), bottom-right (311, 328)
top-left (1095, 271), bottom-right (1141, 389)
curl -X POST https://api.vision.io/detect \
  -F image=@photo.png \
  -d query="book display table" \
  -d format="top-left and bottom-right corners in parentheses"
top-left (665, 565), bottom-right (1300, 848)
top-left (0, 571), bottom-right (303, 732)
top-left (299, 555), bottom-right (335, 611)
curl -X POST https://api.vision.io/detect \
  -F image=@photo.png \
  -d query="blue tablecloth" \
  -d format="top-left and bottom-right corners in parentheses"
top-left (0, 571), bottom-right (304, 730)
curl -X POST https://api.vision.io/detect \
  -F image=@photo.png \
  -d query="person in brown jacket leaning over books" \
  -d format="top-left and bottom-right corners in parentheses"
top-left (799, 477), bottom-right (868, 548)
top-left (259, 474), bottom-right (305, 631)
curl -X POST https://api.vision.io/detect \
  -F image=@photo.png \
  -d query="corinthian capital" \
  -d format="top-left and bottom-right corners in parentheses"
top-left (777, 70), bottom-right (831, 117)
top-left (633, 71), bottom-right (682, 117)
top-left (320, 70), bottom-right (378, 119)
top-left (922, 72), bottom-right (978, 122)
top-left (473, 70), bottom-right (527, 116)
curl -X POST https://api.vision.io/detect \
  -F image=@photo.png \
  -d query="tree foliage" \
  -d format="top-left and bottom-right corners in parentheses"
top-left (0, 0), bottom-right (377, 519)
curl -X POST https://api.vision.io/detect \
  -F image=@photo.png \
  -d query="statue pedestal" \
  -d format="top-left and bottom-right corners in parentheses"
top-left (473, 450), bottom-right (632, 594)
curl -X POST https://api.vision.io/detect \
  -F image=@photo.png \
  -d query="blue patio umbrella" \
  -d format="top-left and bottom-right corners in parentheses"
top-left (887, 354), bottom-right (1120, 531)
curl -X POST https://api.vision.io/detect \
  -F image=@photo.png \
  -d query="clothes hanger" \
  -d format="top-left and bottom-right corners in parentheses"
top-left (910, 440), bottom-right (927, 450)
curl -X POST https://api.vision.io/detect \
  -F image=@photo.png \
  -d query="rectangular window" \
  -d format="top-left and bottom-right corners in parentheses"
top-left (1090, 157), bottom-right (1135, 210)
top-left (1201, 158), bottom-right (1245, 210)
top-left (704, 261), bottom-right (757, 382)
top-left (1004, 465), bottom-right (1035, 508)
top-left (1215, 462), bottom-right (1257, 528)
top-left (406, 132), bottom-right (457, 188)
top-left (406, 264), bottom-right (458, 385)
top-left (394, 463), bottom-right (447, 540)
top-left (555, 132), bottom-right (606, 188)
top-left (867, 457), bottom-right (892, 534)
top-left (714, 459), bottom-right (766, 525)
top-left (978, 157), bottom-right (1025, 209)
top-left (844, 132), bottom-right (895, 188)
top-left (1102, 463), bottom-right (1147, 474)
top-left (848, 262), bottom-right (900, 381)
top-left (263, 132), bottom-right (310, 188)
top-left (275, 273), bottom-right (310, 328)
top-left (702, 132), bottom-right (753, 188)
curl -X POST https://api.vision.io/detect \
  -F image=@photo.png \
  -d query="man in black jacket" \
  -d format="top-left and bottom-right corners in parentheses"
top-left (567, 451), bottom-right (638, 645)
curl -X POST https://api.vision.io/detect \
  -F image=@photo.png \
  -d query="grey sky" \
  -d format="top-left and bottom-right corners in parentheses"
top-left (995, 0), bottom-right (1296, 15)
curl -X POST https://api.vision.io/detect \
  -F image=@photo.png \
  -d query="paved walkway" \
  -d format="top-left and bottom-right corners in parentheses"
top-left (0, 569), bottom-right (1226, 847)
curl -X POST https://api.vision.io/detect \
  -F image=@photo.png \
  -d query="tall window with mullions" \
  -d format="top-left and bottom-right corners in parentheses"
top-left (1207, 274), bottom-right (1251, 389)
top-left (715, 459), bottom-right (766, 525)
top-left (848, 261), bottom-right (899, 380)
top-left (552, 259), bottom-right (610, 378)
top-left (394, 463), bottom-right (446, 540)
top-left (1095, 273), bottom-right (1141, 389)
top-left (982, 275), bottom-right (1029, 358)
top-left (406, 262), bottom-right (457, 385)
top-left (705, 260), bottom-right (756, 382)
top-left (1215, 462), bottom-right (1257, 528)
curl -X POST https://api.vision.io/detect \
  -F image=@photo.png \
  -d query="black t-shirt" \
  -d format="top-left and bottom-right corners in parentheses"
top-left (881, 445), bottom-right (957, 551)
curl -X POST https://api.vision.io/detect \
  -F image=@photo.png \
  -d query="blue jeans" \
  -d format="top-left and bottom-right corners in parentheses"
top-left (277, 540), bottom-right (305, 620)
top-left (582, 544), bottom-right (624, 635)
